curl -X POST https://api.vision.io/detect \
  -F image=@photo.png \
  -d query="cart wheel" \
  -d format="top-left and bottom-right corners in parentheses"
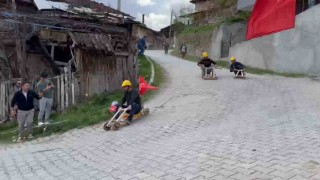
top-left (103, 121), bottom-right (111, 131)
top-left (111, 122), bottom-right (120, 131)
top-left (144, 108), bottom-right (150, 115)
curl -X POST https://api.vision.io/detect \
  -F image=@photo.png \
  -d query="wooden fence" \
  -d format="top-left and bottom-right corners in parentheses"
top-left (0, 73), bottom-right (79, 122)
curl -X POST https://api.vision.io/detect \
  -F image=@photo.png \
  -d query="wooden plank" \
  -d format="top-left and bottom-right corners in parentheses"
top-left (0, 83), bottom-right (5, 120)
top-left (54, 61), bottom-right (68, 66)
top-left (6, 83), bottom-right (12, 119)
top-left (90, 34), bottom-right (99, 50)
top-left (81, 33), bottom-right (93, 49)
top-left (40, 29), bottom-right (68, 42)
top-left (93, 34), bottom-right (103, 50)
top-left (72, 74), bottom-right (75, 105)
top-left (114, 52), bottom-right (130, 56)
top-left (61, 74), bottom-right (65, 111)
top-left (64, 71), bottom-right (69, 108)
top-left (56, 75), bottom-right (61, 112)
top-left (51, 45), bottom-right (55, 59)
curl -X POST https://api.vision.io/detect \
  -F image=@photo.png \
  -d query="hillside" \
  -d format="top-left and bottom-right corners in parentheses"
top-left (174, 0), bottom-right (250, 58)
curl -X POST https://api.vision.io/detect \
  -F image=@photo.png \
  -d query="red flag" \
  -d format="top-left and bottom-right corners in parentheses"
top-left (247, 0), bottom-right (296, 40)
top-left (139, 76), bottom-right (158, 96)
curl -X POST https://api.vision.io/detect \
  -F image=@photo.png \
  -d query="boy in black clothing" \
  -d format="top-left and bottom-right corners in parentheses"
top-left (230, 56), bottom-right (245, 75)
top-left (197, 52), bottom-right (217, 76)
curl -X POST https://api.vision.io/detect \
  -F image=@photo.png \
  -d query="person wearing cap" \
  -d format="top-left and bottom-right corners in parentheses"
top-left (121, 80), bottom-right (142, 124)
top-left (37, 72), bottom-right (55, 126)
top-left (230, 56), bottom-right (245, 75)
top-left (197, 52), bottom-right (217, 76)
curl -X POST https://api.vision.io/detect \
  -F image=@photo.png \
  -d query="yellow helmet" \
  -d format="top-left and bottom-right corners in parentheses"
top-left (202, 52), bottom-right (208, 58)
top-left (230, 56), bottom-right (236, 61)
top-left (121, 80), bottom-right (132, 87)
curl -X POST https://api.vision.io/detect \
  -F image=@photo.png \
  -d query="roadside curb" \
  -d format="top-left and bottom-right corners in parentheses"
top-left (145, 56), bottom-right (155, 84)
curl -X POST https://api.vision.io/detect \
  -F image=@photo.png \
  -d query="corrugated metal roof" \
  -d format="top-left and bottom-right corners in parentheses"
top-left (34, 0), bottom-right (69, 10)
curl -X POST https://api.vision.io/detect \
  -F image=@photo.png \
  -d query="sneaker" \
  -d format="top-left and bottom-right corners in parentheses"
top-left (125, 120), bottom-right (131, 125)
top-left (38, 122), bottom-right (44, 127)
top-left (16, 137), bottom-right (23, 143)
top-left (27, 134), bottom-right (34, 139)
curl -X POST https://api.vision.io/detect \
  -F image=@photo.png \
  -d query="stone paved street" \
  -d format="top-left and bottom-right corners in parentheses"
top-left (1, 50), bottom-right (320, 180)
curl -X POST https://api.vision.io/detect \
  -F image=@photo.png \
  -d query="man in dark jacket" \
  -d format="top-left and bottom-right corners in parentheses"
top-left (138, 35), bottom-right (147, 55)
top-left (230, 56), bottom-right (245, 75)
top-left (11, 81), bottom-right (42, 142)
top-left (121, 80), bottom-right (142, 124)
top-left (198, 52), bottom-right (217, 76)
top-left (163, 42), bottom-right (170, 54)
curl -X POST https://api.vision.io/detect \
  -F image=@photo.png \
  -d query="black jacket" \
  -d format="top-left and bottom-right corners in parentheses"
top-left (198, 58), bottom-right (216, 67)
top-left (121, 89), bottom-right (141, 107)
top-left (11, 90), bottom-right (41, 111)
top-left (230, 62), bottom-right (245, 72)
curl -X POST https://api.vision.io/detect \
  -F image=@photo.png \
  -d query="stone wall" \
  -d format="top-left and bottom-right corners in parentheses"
top-left (175, 2), bottom-right (242, 58)
top-left (229, 5), bottom-right (320, 74)
top-left (177, 31), bottom-right (215, 58)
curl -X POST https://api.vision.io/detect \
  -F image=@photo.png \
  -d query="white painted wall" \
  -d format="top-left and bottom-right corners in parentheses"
top-left (229, 5), bottom-right (320, 74)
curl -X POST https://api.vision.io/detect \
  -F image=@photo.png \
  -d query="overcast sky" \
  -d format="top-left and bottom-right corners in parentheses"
top-left (97, 0), bottom-right (193, 31)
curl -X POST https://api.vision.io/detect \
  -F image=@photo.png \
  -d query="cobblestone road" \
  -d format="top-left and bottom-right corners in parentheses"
top-left (1, 50), bottom-right (320, 180)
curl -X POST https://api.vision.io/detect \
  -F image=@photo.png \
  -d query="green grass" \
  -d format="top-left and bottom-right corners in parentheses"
top-left (223, 11), bottom-right (251, 24)
top-left (138, 55), bottom-right (164, 102)
top-left (170, 50), bottom-right (305, 78)
top-left (139, 55), bottom-right (152, 82)
top-left (244, 67), bottom-right (305, 78)
top-left (0, 93), bottom-right (122, 143)
top-left (0, 56), bottom-right (165, 143)
top-left (177, 11), bottom-right (251, 37)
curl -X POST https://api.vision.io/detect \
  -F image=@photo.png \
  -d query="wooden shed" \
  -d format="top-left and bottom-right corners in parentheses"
top-left (70, 32), bottom-right (137, 97)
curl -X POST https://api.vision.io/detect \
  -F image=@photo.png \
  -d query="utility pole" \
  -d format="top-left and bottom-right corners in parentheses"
top-left (117, 0), bottom-right (121, 11)
top-left (142, 14), bottom-right (145, 24)
top-left (168, 10), bottom-right (173, 46)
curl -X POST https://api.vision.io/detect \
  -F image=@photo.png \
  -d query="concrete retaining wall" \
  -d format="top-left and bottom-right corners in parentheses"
top-left (210, 22), bottom-right (247, 60)
top-left (229, 5), bottom-right (320, 74)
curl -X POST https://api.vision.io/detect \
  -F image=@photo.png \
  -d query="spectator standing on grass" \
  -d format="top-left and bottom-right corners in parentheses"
top-left (11, 81), bottom-right (42, 143)
top-left (37, 72), bottom-right (55, 126)
top-left (181, 43), bottom-right (187, 59)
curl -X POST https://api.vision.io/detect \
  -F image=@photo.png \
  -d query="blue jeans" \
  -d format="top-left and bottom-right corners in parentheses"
top-left (138, 46), bottom-right (145, 55)
top-left (127, 103), bottom-right (141, 122)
